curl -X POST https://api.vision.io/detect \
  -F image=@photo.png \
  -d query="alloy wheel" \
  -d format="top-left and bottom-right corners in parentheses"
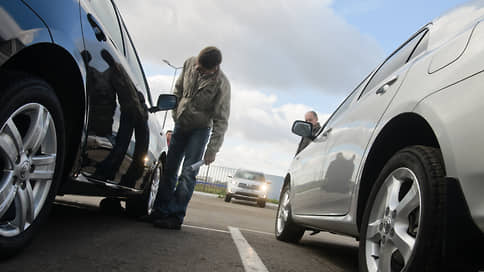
top-left (0, 103), bottom-right (57, 237)
top-left (147, 166), bottom-right (160, 215)
top-left (365, 167), bottom-right (421, 272)
top-left (276, 189), bottom-right (290, 235)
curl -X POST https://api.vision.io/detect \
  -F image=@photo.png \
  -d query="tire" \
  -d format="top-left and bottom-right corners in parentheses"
top-left (359, 145), bottom-right (446, 272)
top-left (0, 75), bottom-right (65, 257)
top-left (224, 194), bottom-right (231, 202)
top-left (257, 200), bottom-right (266, 208)
top-left (126, 163), bottom-right (162, 217)
top-left (275, 183), bottom-right (305, 243)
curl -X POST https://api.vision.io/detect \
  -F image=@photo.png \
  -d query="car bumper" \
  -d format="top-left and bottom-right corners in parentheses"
top-left (227, 188), bottom-right (266, 201)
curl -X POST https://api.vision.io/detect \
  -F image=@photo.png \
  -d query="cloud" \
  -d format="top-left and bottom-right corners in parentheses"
top-left (117, 0), bottom-right (384, 94)
top-left (331, 0), bottom-right (385, 16)
top-left (227, 86), bottom-right (329, 144)
top-left (216, 140), bottom-right (296, 176)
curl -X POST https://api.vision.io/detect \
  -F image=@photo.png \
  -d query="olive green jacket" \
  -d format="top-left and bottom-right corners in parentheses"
top-left (172, 57), bottom-right (231, 156)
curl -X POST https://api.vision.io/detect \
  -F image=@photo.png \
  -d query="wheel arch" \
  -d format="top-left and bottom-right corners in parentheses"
top-left (159, 151), bottom-right (167, 167)
top-left (2, 43), bottom-right (87, 180)
top-left (356, 112), bottom-right (441, 230)
top-left (282, 174), bottom-right (291, 194)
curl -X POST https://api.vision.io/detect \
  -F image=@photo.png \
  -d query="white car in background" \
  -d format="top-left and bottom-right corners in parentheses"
top-left (275, 1), bottom-right (484, 271)
top-left (225, 169), bottom-right (269, 208)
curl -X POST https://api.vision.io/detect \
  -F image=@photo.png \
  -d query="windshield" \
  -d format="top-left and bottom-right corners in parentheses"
top-left (234, 170), bottom-right (265, 182)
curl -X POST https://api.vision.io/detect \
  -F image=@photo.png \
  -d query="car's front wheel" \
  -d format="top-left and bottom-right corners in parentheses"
top-left (0, 75), bottom-right (65, 257)
top-left (275, 183), bottom-right (305, 243)
top-left (359, 145), bottom-right (445, 272)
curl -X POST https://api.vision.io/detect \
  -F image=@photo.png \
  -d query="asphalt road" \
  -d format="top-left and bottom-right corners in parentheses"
top-left (0, 192), bottom-right (359, 272)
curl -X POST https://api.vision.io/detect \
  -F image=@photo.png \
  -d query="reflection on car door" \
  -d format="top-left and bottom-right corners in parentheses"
top-left (79, 0), bottom-right (147, 187)
top-left (311, 29), bottom-right (429, 216)
top-left (291, 80), bottom-right (363, 215)
top-left (291, 127), bottom-right (329, 215)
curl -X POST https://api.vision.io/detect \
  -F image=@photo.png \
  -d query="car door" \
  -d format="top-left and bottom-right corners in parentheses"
top-left (79, 0), bottom-right (144, 185)
top-left (311, 28), bottom-right (429, 216)
top-left (116, 12), bottom-right (162, 190)
top-left (291, 78), bottom-right (366, 215)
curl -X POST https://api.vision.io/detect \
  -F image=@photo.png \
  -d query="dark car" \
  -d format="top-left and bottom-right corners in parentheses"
top-left (0, 0), bottom-right (176, 255)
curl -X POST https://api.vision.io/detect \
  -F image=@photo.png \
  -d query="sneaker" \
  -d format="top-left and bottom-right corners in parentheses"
top-left (153, 217), bottom-right (182, 230)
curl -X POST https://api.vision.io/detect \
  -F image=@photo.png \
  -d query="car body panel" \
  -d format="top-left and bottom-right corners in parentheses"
top-left (75, 0), bottom-right (162, 191)
top-left (413, 72), bottom-right (484, 233)
top-left (0, 1), bottom-right (53, 66)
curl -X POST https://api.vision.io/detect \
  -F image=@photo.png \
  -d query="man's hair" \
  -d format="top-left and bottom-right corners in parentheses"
top-left (307, 110), bottom-right (318, 121)
top-left (198, 46), bottom-right (222, 69)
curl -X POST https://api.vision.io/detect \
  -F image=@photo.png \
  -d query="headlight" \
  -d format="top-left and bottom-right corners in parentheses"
top-left (231, 180), bottom-right (237, 185)
top-left (260, 183), bottom-right (268, 191)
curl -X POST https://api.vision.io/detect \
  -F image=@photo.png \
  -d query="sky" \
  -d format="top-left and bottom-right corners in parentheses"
top-left (116, 0), bottom-right (468, 176)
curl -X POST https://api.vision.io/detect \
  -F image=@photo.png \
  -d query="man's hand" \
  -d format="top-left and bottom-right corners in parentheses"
top-left (204, 152), bottom-right (216, 165)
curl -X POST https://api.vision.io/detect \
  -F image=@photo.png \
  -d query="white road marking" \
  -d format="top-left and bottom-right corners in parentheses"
top-left (192, 191), bottom-right (219, 198)
top-left (238, 227), bottom-right (273, 236)
top-left (182, 224), bottom-right (230, 234)
top-left (229, 226), bottom-right (269, 272)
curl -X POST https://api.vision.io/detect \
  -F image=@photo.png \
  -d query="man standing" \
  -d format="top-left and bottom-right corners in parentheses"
top-left (148, 47), bottom-right (231, 229)
top-left (295, 110), bottom-right (321, 155)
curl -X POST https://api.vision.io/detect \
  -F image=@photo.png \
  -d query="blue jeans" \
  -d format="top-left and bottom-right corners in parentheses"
top-left (153, 125), bottom-right (210, 223)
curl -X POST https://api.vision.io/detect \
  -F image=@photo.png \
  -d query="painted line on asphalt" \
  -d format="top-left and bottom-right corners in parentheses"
top-left (183, 224), bottom-right (230, 234)
top-left (193, 191), bottom-right (219, 198)
top-left (182, 224), bottom-right (273, 236)
top-left (238, 227), bottom-right (273, 236)
top-left (229, 226), bottom-right (269, 272)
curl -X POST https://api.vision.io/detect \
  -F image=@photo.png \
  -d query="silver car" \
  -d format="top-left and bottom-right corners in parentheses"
top-left (225, 169), bottom-right (269, 208)
top-left (275, 2), bottom-right (484, 271)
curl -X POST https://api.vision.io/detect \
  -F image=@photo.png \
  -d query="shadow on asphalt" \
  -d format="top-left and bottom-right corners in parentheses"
top-left (300, 239), bottom-right (359, 270)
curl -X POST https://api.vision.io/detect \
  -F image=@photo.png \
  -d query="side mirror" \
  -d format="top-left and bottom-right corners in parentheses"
top-left (291, 120), bottom-right (313, 137)
top-left (228, 175), bottom-right (233, 179)
top-left (150, 94), bottom-right (177, 113)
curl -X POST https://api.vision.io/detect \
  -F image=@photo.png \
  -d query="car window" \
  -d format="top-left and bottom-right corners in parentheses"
top-left (89, 0), bottom-right (124, 51)
top-left (320, 73), bottom-right (372, 132)
top-left (235, 171), bottom-right (266, 182)
top-left (360, 29), bottom-right (428, 97)
top-left (408, 29), bottom-right (429, 62)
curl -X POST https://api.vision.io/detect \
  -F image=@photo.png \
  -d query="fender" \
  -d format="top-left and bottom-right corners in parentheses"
top-left (0, 1), bottom-right (52, 66)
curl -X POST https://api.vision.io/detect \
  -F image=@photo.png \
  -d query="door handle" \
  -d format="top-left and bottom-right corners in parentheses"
top-left (87, 14), bottom-right (107, 42)
top-left (375, 75), bottom-right (398, 95)
top-left (322, 127), bottom-right (332, 137)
